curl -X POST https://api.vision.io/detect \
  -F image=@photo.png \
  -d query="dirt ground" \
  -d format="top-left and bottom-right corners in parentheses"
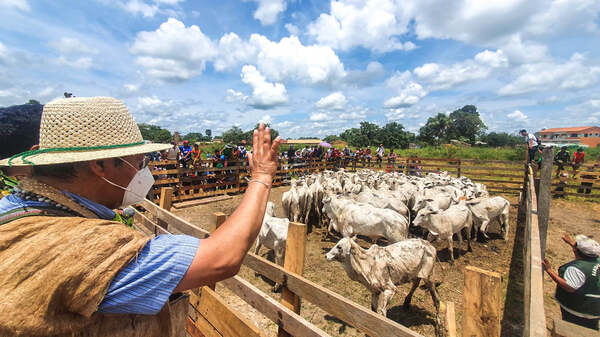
top-left (173, 187), bottom-right (532, 337)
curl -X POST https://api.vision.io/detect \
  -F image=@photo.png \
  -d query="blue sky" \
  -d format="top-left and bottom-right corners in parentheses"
top-left (1, 0), bottom-right (599, 138)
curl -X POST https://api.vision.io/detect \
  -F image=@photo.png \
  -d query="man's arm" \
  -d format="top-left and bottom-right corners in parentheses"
top-left (174, 124), bottom-right (282, 292)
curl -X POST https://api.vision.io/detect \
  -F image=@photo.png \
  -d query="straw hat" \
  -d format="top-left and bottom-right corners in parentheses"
top-left (1, 97), bottom-right (171, 166)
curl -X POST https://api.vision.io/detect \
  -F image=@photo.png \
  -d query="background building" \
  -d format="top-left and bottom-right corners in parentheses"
top-left (537, 126), bottom-right (600, 148)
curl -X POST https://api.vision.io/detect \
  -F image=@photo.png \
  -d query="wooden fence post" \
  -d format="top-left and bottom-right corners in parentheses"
top-left (404, 158), bottom-right (409, 175)
top-left (278, 222), bottom-right (307, 337)
top-left (538, 147), bottom-right (553, 259)
top-left (457, 159), bottom-right (462, 178)
top-left (462, 266), bottom-right (502, 337)
top-left (208, 212), bottom-right (227, 290)
top-left (157, 187), bottom-right (173, 232)
top-left (440, 301), bottom-right (457, 337)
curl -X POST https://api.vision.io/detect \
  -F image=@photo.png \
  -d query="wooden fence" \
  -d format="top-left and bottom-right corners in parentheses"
top-left (133, 196), bottom-right (424, 337)
top-left (148, 156), bottom-right (534, 204)
top-left (519, 164), bottom-right (548, 337)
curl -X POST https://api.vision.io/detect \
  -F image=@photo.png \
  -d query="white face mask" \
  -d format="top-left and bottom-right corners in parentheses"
top-left (102, 157), bottom-right (155, 208)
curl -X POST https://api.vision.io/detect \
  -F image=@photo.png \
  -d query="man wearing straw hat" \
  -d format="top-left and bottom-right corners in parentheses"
top-left (0, 97), bottom-right (282, 337)
top-left (543, 232), bottom-right (600, 330)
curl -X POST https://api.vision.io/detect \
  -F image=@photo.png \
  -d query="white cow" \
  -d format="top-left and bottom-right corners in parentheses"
top-left (322, 194), bottom-right (408, 243)
top-left (282, 180), bottom-right (301, 222)
top-left (466, 196), bottom-right (510, 240)
top-left (413, 201), bottom-right (473, 264)
top-left (255, 202), bottom-right (289, 290)
top-left (325, 237), bottom-right (441, 328)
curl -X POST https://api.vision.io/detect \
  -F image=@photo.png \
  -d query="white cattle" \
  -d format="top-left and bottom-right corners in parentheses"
top-left (351, 190), bottom-right (410, 218)
top-left (282, 180), bottom-right (301, 222)
top-left (255, 202), bottom-right (289, 290)
top-left (322, 194), bottom-right (408, 243)
top-left (466, 196), bottom-right (510, 240)
top-left (325, 237), bottom-right (441, 326)
top-left (413, 201), bottom-right (473, 264)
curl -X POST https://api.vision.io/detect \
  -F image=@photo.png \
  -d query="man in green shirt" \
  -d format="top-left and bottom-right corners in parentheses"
top-left (543, 232), bottom-right (600, 330)
top-left (554, 146), bottom-right (571, 178)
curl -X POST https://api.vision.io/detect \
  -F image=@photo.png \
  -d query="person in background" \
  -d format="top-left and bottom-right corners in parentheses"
top-left (191, 144), bottom-right (202, 168)
top-left (365, 147), bottom-right (372, 167)
top-left (179, 140), bottom-right (192, 168)
top-left (376, 144), bottom-right (385, 168)
top-left (520, 129), bottom-right (539, 163)
top-left (387, 149), bottom-right (397, 169)
top-left (572, 148), bottom-right (585, 178)
top-left (543, 233), bottom-right (600, 331)
top-left (554, 146), bottom-right (571, 178)
top-left (166, 142), bottom-right (179, 161)
top-left (287, 144), bottom-right (295, 165)
top-left (237, 140), bottom-right (248, 161)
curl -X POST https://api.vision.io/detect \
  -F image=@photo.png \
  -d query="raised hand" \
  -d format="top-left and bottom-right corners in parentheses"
top-left (247, 123), bottom-right (283, 182)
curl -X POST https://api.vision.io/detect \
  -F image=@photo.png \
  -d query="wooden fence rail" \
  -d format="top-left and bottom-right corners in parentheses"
top-left (520, 164), bottom-right (548, 337)
top-left (137, 198), bottom-right (423, 337)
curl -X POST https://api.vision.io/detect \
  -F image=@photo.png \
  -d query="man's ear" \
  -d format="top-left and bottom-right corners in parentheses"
top-left (88, 160), bottom-right (107, 178)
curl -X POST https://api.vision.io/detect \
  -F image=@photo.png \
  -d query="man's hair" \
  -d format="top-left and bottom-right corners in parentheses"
top-left (520, 129), bottom-right (527, 133)
top-left (32, 158), bottom-right (123, 181)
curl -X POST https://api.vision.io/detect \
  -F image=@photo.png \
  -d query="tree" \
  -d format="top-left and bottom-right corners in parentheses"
top-left (418, 113), bottom-right (453, 145)
top-left (137, 123), bottom-right (172, 143)
top-left (27, 99), bottom-right (40, 105)
top-left (323, 135), bottom-right (341, 143)
top-left (183, 132), bottom-right (210, 143)
top-left (380, 122), bottom-right (415, 149)
top-left (222, 126), bottom-right (247, 144)
top-left (481, 132), bottom-right (523, 147)
top-left (448, 105), bottom-right (487, 143)
top-left (205, 129), bottom-right (212, 139)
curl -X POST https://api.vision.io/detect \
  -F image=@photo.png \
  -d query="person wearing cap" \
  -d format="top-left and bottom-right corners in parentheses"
top-left (0, 97), bottom-right (282, 337)
top-left (376, 144), bottom-right (385, 168)
top-left (520, 129), bottom-right (539, 163)
top-left (554, 146), bottom-right (571, 178)
top-left (179, 140), bottom-right (192, 167)
top-left (543, 232), bottom-right (600, 330)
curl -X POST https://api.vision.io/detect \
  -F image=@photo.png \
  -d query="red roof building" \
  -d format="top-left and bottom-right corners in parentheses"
top-left (537, 126), bottom-right (600, 148)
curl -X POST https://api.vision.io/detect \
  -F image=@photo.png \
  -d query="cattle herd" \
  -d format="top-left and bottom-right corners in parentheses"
top-left (256, 169), bottom-right (511, 332)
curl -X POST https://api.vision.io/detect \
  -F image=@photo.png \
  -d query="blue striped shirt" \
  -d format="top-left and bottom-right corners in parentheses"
top-left (98, 234), bottom-right (199, 314)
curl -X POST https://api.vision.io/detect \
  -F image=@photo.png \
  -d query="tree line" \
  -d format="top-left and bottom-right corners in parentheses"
top-left (137, 105), bottom-right (522, 149)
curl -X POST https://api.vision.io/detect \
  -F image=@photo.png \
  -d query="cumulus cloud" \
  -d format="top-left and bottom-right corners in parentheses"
top-left (247, 0), bottom-right (287, 25)
top-left (250, 35), bottom-right (346, 85)
top-left (384, 70), bottom-right (427, 108)
top-left (241, 65), bottom-right (288, 109)
top-left (214, 33), bottom-right (257, 72)
top-left (414, 49), bottom-right (508, 90)
top-left (315, 92), bottom-right (347, 110)
top-left (498, 53), bottom-right (600, 96)
top-left (344, 61), bottom-right (385, 87)
top-left (309, 112), bottom-right (332, 121)
top-left (285, 23), bottom-right (300, 36)
top-left (49, 37), bottom-right (98, 55)
top-left (131, 18), bottom-right (217, 81)
top-left (1, 0), bottom-right (29, 11)
top-left (122, 0), bottom-right (159, 17)
top-left (507, 110), bottom-right (528, 121)
top-left (225, 89), bottom-right (248, 103)
top-left (307, 0), bottom-right (416, 52)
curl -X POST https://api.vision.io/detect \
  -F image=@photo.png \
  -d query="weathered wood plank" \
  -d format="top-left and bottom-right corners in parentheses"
top-left (190, 287), bottom-right (265, 337)
top-left (279, 222), bottom-right (307, 337)
top-left (552, 318), bottom-right (598, 337)
top-left (462, 266), bottom-right (502, 337)
top-left (187, 314), bottom-right (222, 337)
top-left (221, 276), bottom-right (330, 337)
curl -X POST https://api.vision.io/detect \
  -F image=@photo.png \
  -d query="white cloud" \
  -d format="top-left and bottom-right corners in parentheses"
top-left (339, 111), bottom-right (366, 120)
top-left (309, 112), bottom-right (333, 121)
top-left (384, 70), bottom-right (427, 108)
top-left (225, 89), bottom-right (248, 103)
top-left (498, 53), bottom-right (600, 96)
top-left (214, 33), bottom-right (257, 72)
top-left (57, 56), bottom-right (93, 69)
top-left (0, 0), bottom-right (29, 11)
top-left (241, 65), bottom-right (288, 109)
top-left (414, 49), bottom-right (508, 90)
top-left (49, 37), bottom-right (98, 55)
top-left (250, 34), bottom-right (346, 85)
top-left (344, 61), bottom-right (385, 86)
top-left (155, 0), bottom-right (184, 4)
top-left (275, 120), bottom-right (294, 128)
top-left (285, 23), bottom-right (300, 36)
top-left (315, 92), bottom-right (347, 110)
top-left (259, 114), bottom-right (273, 124)
top-left (507, 109), bottom-right (528, 121)
top-left (307, 0), bottom-right (416, 52)
top-left (131, 18), bottom-right (217, 81)
top-left (123, 0), bottom-right (159, 17)
top-left (247, 0), bottom-right (287, 25)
